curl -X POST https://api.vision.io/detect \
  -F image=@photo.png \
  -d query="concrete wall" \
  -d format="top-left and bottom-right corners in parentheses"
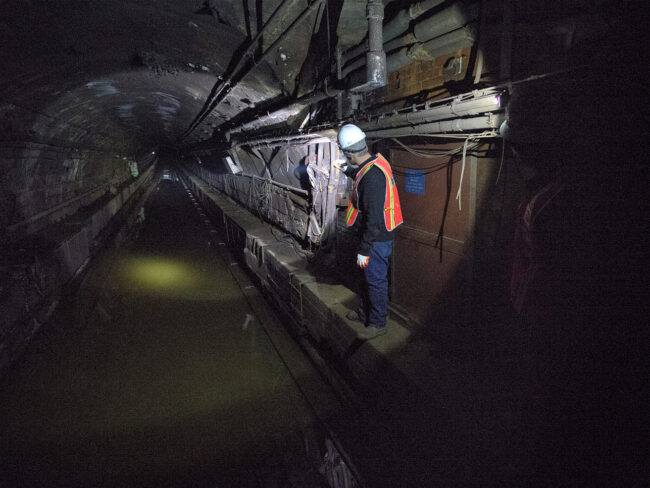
top-left (0, 163), bottom-right (155, 374)
top-left (0, 142), bottom-right (137, 245)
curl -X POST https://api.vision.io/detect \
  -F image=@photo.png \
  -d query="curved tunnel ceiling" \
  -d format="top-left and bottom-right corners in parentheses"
top-left (0, 0), bottom-right (305, 155)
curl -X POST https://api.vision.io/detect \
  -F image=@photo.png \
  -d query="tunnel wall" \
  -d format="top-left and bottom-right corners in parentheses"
top-left (184, 142), bottom-right (349, 246)
top-left (183, 162), bottom-right (311, 239)
top-left (0, 141), bottom-right (141, 245)
top-left (387, 142), bottom-right (524, 330)
top-left (0, 163), bottom-right (156, 374)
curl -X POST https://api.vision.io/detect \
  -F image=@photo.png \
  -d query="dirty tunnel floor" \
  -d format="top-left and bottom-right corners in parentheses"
top-left (0, 176), bottom-right (329, 487)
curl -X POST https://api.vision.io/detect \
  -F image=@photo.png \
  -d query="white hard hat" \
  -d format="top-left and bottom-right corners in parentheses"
top-left (337, 124), bottom-right (367, 155)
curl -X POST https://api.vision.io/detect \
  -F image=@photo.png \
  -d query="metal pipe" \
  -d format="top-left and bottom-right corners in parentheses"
top-left (233, 132), bottom-right (335, 150)
top-left (383, 32), bottom-right (417, 53)
top-left (350, 0), bottom-right (387, 92)
top-left (343, 2), bottom-right (478, 66)
top-left (336, 47), bottom-right (343, 120)
top-left (383, 48), bottom-right (411, 75)
top-left (295, 89), bottom-right (341, 106)
top-left (231, 0), bottom-right (302, 84)
top-left (182, 0), bottom-right (298, 139)
top-left (362, 114), bottom-right (504, 138)
top-left (413, 3), bottom-right (478, 44)
top-left (384, 4), bottom-right (477, 54)
top-left (417, 25), bottom-right (476, 58)
top-left (367, 0), bottom-right (383, 52)
top-left (219, 174), bottom-right (309, 196)
top-left (228, 85), bottom-right (341, 137)
top-left (217, 71), bottom-right (575, 149)
top-left (343, 0), bottom-right (446, 63)
top-left (340, 57), bottom-right (366, 79)
top-left (342, 2), bottom-right (478, 78)
top-left (359, 90), bottom-right (501, 131)
top-left (182, 0), bottom-right (324, 140)
top-left (353, 26), bottom-right (474, 77)
top-left (246, 173), bottom-right (310, 196)
top-left (250, 0), bottom-right (325, 71)
top-left (383, 0), bottom-right (447, 42)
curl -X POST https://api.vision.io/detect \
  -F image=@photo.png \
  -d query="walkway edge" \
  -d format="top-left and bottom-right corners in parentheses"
top-left (180, 168), bottom-right (447, 403)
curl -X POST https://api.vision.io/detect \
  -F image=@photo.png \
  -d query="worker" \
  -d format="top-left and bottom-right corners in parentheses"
top-left (334, 124), bottom-right (403, 338)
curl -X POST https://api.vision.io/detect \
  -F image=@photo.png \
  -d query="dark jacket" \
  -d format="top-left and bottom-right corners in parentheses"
top-left (345, 156), bottom-right (395, 255)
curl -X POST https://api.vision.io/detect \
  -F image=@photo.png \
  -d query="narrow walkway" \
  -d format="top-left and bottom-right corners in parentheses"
top-left (0, 175), bottom-right (328, 487)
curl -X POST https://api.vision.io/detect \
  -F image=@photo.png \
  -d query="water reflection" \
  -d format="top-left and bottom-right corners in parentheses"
top-left (115, 255), bottom-right (239, 301)
top-left (0, 177), bottom-right (332, 486)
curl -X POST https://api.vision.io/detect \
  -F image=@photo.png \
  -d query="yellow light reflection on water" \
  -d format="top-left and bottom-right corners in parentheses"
top-left (131, 259), bottom-right (191, 288)
top-left (116, 256), bottom-right (234, 301)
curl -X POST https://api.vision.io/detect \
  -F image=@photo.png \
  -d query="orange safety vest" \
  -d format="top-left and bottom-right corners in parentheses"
top-left (345, 154), bottom-right (404, 230)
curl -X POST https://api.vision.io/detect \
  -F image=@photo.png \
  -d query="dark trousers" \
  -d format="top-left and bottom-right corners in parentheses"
top-left (358, 240), bottom-right (392, 329)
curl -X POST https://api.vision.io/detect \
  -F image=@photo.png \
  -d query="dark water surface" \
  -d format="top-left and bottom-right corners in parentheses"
top-left (0, 177), bottom-right (327, 487)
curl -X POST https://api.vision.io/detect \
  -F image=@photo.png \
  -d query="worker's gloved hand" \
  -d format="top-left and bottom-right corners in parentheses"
top-left (357, 254), bottom-right (369, 268)
top-left (332, 159), bottom-right (348, 172)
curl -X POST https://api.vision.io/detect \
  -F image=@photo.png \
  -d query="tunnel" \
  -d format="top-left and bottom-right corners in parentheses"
top-left (0, 1), bottom-right (644, 487)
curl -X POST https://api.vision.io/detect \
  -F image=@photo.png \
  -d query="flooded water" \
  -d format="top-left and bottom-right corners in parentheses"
top-left (0, 176), bottom-right (329, 487)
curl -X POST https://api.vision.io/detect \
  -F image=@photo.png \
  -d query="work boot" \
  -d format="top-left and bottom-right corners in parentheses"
top-left (358, 326), bottom-right (387, 340)
top-left (346, 310), bottom-right (363, 322)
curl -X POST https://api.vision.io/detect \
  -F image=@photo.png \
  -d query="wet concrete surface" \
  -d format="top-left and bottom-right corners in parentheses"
top-left (0, 177), bottom-right (329, 487)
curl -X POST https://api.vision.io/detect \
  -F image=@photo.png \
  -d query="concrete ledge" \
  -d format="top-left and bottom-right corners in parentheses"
top-left (181, 169), bottom-right (542, 486)
top-left (182, 168), bottom-right (418, 389)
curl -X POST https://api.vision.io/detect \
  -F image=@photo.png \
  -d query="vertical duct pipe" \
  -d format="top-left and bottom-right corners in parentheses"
top-left (342, 2), bottom-right (479, 79)
top-left (343, 0), bottom-right (446, 64)
top-left (351, 0), bottom-right (386, 92)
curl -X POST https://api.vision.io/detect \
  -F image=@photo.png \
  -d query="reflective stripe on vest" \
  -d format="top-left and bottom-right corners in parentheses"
top-left (345, 154), bottom-right (403, 231)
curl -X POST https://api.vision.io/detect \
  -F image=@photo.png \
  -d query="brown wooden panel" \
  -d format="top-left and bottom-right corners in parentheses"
top-left (393, 233), bottom-right (470, 325)
top-left (391, 144), bottom-right (473, 242)
top-left (389, 144), bottom-right (475, 325)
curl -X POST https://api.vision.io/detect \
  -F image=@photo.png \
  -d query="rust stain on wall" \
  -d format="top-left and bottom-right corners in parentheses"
top-left (379, 47), bottom-right (472, 105)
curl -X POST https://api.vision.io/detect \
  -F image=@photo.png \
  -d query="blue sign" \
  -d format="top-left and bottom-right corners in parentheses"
top-left (405, 170), bottom-right (425, 195)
